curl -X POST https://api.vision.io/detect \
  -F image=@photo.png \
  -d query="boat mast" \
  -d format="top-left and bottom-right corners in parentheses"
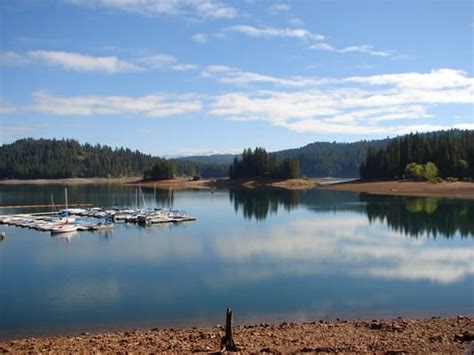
top-left (64, 187), bottom-right (68, 210)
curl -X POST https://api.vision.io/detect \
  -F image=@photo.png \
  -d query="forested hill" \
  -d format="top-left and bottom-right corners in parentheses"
top-left (0, 138), bottom-right (156, 179)
top-left (0, 138), bottom-right (228, 179)
top-left (179, 139), bottom-right (390, 177)
top-left (360, 130), bottom-right (474, 179)
top-left (275, 139), bottom-right (389, 177)
top-left (2, 130), bottom-right (472, 179)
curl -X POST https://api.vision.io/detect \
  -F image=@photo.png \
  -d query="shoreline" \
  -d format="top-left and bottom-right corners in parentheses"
top-left (324, 179), bottom-right (474, 199)
top-left (0, 177), bottom-right (320, 190)
top-left (2, 177), bottom-right (474, 198)
top-left (0, 316), bottom-right (472, 353)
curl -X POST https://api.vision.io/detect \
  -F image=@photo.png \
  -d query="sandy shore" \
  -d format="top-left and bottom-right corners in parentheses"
top-left (131, 177), bottom-right (321, 190)
top-left (0, 177), bottom-right (320, 190)
top-left (0, 317), bottom-right (472, 353)
top-left (325, 180), bottom-right (474, 199)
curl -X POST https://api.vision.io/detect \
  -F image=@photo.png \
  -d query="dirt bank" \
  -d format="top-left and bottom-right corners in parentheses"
top-left (0, 317), bottom-right (472, 353)
top-left (325, 180), bottom-right (474, 199)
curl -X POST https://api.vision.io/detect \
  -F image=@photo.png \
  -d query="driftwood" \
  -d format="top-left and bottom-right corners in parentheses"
top-left (220, 308), bottom-right (238, 352)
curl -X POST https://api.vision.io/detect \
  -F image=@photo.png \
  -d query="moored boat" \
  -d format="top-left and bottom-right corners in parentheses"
top-left (50, 224), bottom-right (78, 234)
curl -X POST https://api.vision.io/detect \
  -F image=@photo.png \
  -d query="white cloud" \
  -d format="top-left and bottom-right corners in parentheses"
top-left (3, 68), bottom-right (472, 136)
top-left (192, 33), bottom-right (208, 44)
top-left (211, 217), bottom-right (474, 284)
top-left (1, 50), bottom-right (198, 73)
top-left (346, 68), bottom-right (473, 89)
top-left (174, 147), bottom-right (243, 157)
top-left (135, 53), bottom-right (197, 71)
top-left (310, 42), bottom-right (395, 57)
top-left (268, 3), bottom-right (291, 14)
top-left (135, 54), bottom-right (176, 69)
top-left (0, 98), bottom-right (19, 114)
top-left (227, 25), bottom-right (324, 41)
top-left (193, 0), bottom-right (237, 19)
top-left (62, 0), bottom-right (237, 19)
top-left (28, 50), bottom-right (141, 73)
top-left (289, 17), bottom-right (304, 26)
top-left (225, 24), bottom-right (395, 57)
top-left (206, 68), bottom-right (474, 135)
top-left (0, 51), bottom-right (30, 66)
top-left (172, 63), bottom-right (198, 71)
top-left (201, 65), bottom-right (329, 87)
top-left (25, 91), bottom-right (202, 117)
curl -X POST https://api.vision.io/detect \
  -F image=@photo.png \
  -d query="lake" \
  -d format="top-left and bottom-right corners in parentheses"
top-left (0, 184), bottom-right (472, 339)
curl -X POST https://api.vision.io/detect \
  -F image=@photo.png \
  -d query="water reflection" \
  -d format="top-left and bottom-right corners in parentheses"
top-left (0, 185), bottom-right (473, 337)
top-left (362, 195), bottom-right (474, 238)
top-left (228, 188), bottom-right (474, 238)
top-left (229, 188), bottom-right (299, 220)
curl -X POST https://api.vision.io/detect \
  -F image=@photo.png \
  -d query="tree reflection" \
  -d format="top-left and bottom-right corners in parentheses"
top-left (229, 188), bottom-right (300, 220)
top-left (362, 194), bottom-right (474, 238)
top-left (228, 187), bottom-right (473, 238)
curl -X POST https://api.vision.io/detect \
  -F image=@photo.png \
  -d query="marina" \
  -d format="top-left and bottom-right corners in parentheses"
top-left (0, 206), bottom-right (196, 234)
top-left (0, 186), bottom-right (196, 235)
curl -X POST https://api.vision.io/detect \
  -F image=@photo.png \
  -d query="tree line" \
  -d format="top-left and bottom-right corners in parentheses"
top-left (0, 138), bottom-right (227, 179)
top-left (229, 147), bottom-right (300, 179)
top-left (359, 130), bottom-right (474, 180)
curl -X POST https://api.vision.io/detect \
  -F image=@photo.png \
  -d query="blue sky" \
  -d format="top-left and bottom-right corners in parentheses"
top-left (0, 0), bottom-right (472, 156)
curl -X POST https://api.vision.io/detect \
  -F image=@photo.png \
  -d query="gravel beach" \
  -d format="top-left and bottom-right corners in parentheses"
top-left (1, 317), bottom-right (472, 353)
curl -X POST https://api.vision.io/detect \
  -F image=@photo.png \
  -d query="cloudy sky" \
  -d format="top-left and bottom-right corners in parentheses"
top-left (0, 0), bottom-right (472, 156)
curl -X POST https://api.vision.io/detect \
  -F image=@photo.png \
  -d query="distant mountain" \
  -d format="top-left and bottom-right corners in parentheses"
top-left (176, 139), bottom-right (390, 178)
top-left (176, 154), bottom-right (237, 166)
top-left (275, 139), bottom-right (389, 177)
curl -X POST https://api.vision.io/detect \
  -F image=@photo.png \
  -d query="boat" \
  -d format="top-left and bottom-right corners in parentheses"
top-left (94, 222), bottom-right (114, 231)
top-left (50, 224), bottom-right (78, 234)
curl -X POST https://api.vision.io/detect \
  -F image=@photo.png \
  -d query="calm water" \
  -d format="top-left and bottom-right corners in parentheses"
top-left (0, 184), bottom-right (473, 338)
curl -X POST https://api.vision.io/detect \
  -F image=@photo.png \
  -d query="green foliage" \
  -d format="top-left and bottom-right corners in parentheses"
top-left (143, 159), bottom-right (176, 180)
top-left (405, 162), bottom-right (425, 180)
top-left (229, 147), bottom-right (300, 180)
top-left (424, 162), bottom-right (439, 181)
top-left (192, 174), bottom-right (201, 181)
top-left (0, 138), bottom-right (228, 179)
top-left (360, 130), bottom-right (474, 179)
top-left (404, 161), bottom-right (439, 182)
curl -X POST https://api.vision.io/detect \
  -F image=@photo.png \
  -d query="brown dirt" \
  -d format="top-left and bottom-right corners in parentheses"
top-left (325, 180), bottom-right (474, 199)
top-left (0, 317), bottom-right (472, 353)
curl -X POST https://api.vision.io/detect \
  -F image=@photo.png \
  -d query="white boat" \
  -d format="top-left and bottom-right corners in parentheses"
top-left (50, 224), bottom-right (78, 234)
top-left (94, 222), bottom-right (114, 231)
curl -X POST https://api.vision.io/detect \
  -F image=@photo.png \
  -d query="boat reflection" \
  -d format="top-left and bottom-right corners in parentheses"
top-left (51, 231), bottom-right (78, 243)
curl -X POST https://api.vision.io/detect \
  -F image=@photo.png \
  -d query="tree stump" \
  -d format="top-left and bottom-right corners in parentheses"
top-left (220, 308), bottom-right (238, 352)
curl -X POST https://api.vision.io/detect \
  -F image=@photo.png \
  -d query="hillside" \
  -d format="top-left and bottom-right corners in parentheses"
top-left (0, 138), bottom-right (227, 179)
top-left (2, 130), bottom-right (471, 180)
top-left (179, 139), bottom-right (390, 177)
